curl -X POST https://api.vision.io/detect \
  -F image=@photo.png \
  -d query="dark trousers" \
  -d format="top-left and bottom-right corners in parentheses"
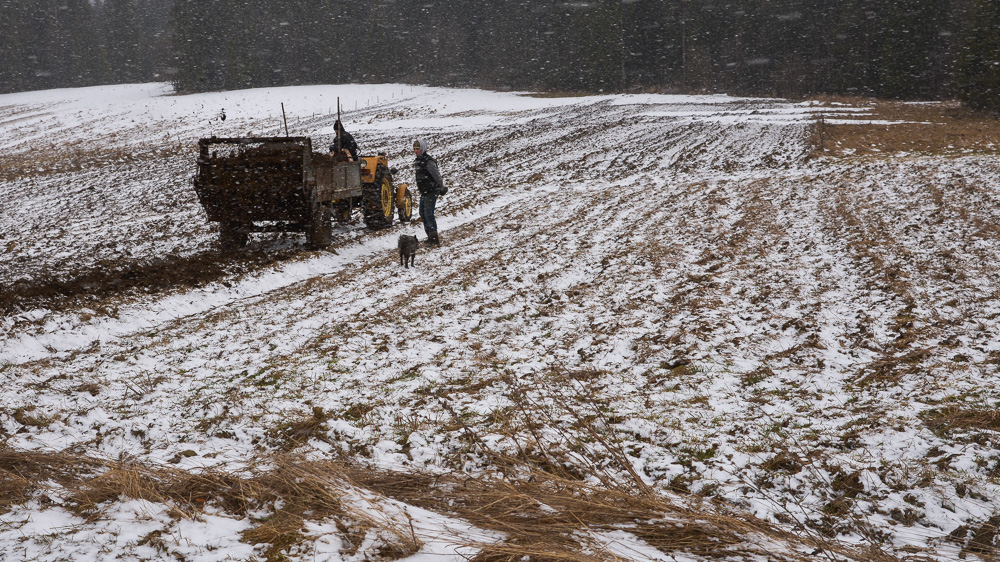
top-left (419, 193), bottom-right (438, 232)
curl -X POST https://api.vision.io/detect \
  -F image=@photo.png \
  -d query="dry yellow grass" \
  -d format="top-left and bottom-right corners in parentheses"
top-left (921, 405), bottom-right (1000, 438)
top-left (0, 447), bottom-right (909, 561)
top-left (810, 97), bottom-right (1000, 157)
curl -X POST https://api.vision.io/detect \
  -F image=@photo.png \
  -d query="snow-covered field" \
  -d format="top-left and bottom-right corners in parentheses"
top-left (2, 83), bottom-right (999, 561)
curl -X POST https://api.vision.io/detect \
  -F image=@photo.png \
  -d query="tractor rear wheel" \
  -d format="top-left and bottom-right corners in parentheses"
top-left (398, 188), bottom-right (413, 223)
top-left (308, 204), bottom-right (333, 249)
top-left (363, 166), bottom-right (395, 230)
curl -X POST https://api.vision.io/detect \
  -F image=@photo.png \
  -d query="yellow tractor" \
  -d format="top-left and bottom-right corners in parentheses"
top-left (358, 153), bottom-right (413, 229)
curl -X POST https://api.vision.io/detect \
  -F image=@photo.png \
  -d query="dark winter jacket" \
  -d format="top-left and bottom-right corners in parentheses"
top-left (329, 120), bottom-right (359, 160)
top-left (414, 139), bottom-right (445, 196)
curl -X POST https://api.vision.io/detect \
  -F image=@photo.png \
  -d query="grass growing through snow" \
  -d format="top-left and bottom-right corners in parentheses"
top-left (0, 441), bottom-right (900, 562)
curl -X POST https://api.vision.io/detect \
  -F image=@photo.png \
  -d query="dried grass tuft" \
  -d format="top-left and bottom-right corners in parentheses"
top-left (921, 405), bottom-right (1000, 438)
top-left (853, 348), bottom-right (931, 387)
top-left (267, 406), bottom-right (334, 451)
top-left (342, 458), bottom-right (863, 561)
top-left (967, 515), bottom-right (1000, 557)
top-left (240, 511), bottom-right (307, 560)
top-left (0, 448), bottom-right (102, 483)
top-left (0, 470), bottom-right (31, 512)
top-left (168, 470), bottom-right (259, 515)
top-left (70, 463), bottom-right (166, 516)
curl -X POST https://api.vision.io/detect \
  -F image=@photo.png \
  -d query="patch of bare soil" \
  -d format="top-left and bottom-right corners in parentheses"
top-left (810, 97), bottom-right (1000, 157)
top-left (0, 247), bottom-right (299, 315)
top-left (0, 143), bottom-right (193, 183)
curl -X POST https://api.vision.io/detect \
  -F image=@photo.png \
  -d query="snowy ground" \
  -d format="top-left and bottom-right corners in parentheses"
top-left (1, 83), bottom-right (999, 561)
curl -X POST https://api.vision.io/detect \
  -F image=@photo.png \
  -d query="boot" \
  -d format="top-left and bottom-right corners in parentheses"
top-left (427, 229), bottom-right (440, 247)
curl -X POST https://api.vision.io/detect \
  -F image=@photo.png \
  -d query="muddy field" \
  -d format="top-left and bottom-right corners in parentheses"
top-left (1, 84), bottom-right (1000, 561)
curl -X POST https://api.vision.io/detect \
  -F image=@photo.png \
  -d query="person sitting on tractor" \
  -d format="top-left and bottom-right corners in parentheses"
top-left (329, 120), bottom-right (359, 160)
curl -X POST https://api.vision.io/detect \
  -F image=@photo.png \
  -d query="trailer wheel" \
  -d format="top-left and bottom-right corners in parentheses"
top-left (219, 222), bottom-right (248, 249)
top-left (332, 201), bottom-right (351, 223)
top-left (363, 166), bottom-right (395, 230)
top-left (398, 188), bottom-right (413, 223)
top-left (308, 204), bottom-right (333, 249)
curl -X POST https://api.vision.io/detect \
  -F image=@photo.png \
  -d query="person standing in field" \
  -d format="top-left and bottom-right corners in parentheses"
top-left (413, 138), bottom-right (446, 247)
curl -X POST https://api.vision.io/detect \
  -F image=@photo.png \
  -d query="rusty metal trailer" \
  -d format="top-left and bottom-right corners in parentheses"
top-left (193, 136), bottom-right (362, 249)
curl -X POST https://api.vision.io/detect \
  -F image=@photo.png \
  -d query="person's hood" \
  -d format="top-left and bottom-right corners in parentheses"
top-left (414, 139), bottom-right (429, 155)
top-left (334, 120), bottom-right (343, 132)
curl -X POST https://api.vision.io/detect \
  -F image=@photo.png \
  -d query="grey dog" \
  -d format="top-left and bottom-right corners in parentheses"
top-left (398, 234), bottom-right (419, 268)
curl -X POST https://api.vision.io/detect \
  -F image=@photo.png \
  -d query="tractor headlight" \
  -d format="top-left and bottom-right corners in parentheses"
top-left (360, 160), bottom-right (368, 169)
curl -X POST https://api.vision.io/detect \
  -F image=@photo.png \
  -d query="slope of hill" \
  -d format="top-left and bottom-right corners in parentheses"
top-left (1, 83), bottom-right (998, 561)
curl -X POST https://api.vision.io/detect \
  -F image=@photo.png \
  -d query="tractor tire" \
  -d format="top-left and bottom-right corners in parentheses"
top-left (219, 222), bottom-right (248, 249)
top-left (398, 188), bottom-right (413, 223)
top-left (308, 204), bottom-right (334, 249)
top-left (363, 165), bottom-right (395, 230)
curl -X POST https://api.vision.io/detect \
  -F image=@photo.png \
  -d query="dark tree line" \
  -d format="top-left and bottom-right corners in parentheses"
top-left (0, 0), bottom-right (170, 94)
top-left (4, 0), bottom-right (1000, 111)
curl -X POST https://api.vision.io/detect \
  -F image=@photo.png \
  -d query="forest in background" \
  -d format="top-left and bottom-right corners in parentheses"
top-left (3, 0), bottom-right (1000, 111)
